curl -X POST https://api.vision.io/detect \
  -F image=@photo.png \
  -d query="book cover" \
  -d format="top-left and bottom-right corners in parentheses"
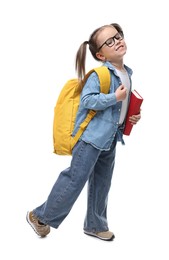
top-left (123, 89), bottom-right (143, 136)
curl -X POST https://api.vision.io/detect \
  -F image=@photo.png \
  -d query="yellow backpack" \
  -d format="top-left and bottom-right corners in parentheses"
top-left (53, 66), bottom-right (111, 155)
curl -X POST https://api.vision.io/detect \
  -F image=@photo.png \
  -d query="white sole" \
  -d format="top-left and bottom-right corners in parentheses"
top-left (84, 231), bottom-right (115, 241)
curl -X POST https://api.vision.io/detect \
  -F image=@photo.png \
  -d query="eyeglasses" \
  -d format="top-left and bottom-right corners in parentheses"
top-left (98, 32), bottom-right (123, 51)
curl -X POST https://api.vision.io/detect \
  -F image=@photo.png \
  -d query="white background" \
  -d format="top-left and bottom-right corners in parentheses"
top-left (0, 0), bottom-right (169, 259)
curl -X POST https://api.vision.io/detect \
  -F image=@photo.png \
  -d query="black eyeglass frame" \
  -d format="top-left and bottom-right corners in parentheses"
top-left (97, 32), bottom-right (124, 51)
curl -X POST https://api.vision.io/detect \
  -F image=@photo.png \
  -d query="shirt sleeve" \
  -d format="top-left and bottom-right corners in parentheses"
top-left (81, 72), bottom-right (117, 110)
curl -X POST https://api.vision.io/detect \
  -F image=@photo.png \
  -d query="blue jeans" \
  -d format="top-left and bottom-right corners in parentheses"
top-left (33, 137), bottom-right (117, 232)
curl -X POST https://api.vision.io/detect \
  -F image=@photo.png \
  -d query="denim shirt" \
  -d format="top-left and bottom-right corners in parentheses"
top-left (72, 61), bottom-right (133, 151)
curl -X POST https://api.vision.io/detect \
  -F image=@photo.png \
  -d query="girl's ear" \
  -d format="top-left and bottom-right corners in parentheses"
top-left (96, 52), bottom-right (106, 61)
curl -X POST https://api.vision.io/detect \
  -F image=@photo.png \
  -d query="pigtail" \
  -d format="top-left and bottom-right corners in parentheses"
top-left (75, 41), bottom-right (88, 80)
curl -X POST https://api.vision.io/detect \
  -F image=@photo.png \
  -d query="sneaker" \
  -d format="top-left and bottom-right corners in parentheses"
top-left (26, 211), bottom-right (50, 237)
top-left (84, 230), bottom-right (115, 241)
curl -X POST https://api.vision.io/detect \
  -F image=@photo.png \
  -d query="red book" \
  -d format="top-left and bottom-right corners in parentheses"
top-left (123, 89), bottom-right (143, 136)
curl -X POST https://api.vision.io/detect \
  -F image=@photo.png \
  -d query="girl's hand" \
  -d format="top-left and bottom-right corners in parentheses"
top-left (115, 85), bottom-right (127, 101)
top-left (129, 113), bottom-right (141, 125)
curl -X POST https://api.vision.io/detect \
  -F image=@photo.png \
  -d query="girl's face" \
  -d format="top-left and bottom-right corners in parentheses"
top-left (96, 26), bottom-right (127, 63)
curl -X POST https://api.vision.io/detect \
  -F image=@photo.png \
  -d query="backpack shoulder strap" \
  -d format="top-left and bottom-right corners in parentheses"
top-left (71, 66), bottom-right (111, 150)
top-left (93, 66), bottom-right (111, 93)
top-left (82, 66), bottom-right (111, 94)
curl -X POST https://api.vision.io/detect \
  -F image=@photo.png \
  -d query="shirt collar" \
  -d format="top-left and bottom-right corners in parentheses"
top-left (103, 61), bottom-right (133, 77)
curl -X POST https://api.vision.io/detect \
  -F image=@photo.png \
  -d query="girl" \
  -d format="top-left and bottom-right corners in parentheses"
top-left (26, 23), bottom-right (141, 241)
